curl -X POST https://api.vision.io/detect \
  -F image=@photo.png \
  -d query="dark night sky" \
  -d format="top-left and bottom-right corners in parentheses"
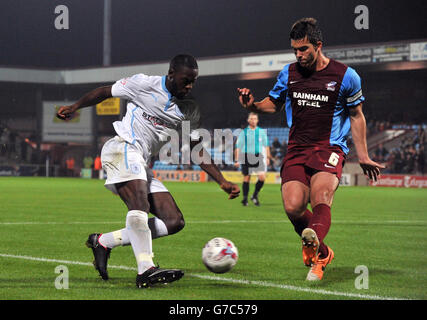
top-left (0, 0), bottom-right (426, 68)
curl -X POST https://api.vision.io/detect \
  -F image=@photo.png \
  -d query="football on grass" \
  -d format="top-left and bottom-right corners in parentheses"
top-left (202, 237), bottom-right (238, 273)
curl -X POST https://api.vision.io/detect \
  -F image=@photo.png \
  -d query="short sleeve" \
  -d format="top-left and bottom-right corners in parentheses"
top-left (341, 67), bottom-right (365, 107)
top-left (268, 64), bottom-right (290, 102)
top-left (111, 73), bottom-right (149, 101)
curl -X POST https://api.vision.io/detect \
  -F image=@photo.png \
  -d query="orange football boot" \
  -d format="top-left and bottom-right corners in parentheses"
top-left (306, 246), bottom-right (334, 281)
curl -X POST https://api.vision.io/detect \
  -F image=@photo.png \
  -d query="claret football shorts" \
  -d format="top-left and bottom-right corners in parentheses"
top-left (101, 136), bottom-right (168, 194)
top-left (280, 145), bottom-right (346, 187)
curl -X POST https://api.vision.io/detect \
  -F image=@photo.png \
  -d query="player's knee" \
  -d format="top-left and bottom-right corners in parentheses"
top-left (311, 189), bottom-right (334, 207)
top-left (284, 200), bottom-right (306, 219)
top-left (165, 213), bottom-right (185, 235)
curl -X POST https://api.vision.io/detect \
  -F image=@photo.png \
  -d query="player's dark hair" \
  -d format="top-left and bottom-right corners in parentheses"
top-left (169, 54), bottom-right (198, 72)
top-left (290, 18), bottom-right (323, 47)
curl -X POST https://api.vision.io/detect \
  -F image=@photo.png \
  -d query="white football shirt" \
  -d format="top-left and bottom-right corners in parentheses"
top-left (111, 74), bottom-right (200, 161)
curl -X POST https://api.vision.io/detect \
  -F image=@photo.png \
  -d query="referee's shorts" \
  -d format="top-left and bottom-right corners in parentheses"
top-left (240, 153), bottom-right (266, 176)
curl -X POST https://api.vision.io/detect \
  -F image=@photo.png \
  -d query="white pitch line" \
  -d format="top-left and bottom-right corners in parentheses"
top-left (0, 253), bottom-right (408, 300)
top-left (189, 274), bottom-right (405, 300)
top-left (0, 253), bottom-right (135, 271)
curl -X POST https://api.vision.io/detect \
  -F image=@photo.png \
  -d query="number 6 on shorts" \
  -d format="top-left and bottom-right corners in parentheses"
top-left (328, 152), bottom-right (339, 167)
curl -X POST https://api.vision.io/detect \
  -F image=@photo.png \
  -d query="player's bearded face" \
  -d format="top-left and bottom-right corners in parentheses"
top-left (300, 51), bottom-right (315, 68)
top-left (169, 67), bottom-right (198, 99)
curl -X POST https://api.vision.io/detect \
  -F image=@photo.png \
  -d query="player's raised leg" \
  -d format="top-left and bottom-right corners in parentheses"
top-left (95, 192), bottom-right (184, 248)
top-left (85, 233), bottom-right (111, 280)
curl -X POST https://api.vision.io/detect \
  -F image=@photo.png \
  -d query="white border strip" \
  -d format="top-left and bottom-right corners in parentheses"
top-left (0, 253), bottom-right (408, 300)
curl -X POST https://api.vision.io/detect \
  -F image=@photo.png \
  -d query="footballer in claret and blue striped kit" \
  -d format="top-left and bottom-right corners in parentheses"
top-left (237, 17), bottom-right (383, 282)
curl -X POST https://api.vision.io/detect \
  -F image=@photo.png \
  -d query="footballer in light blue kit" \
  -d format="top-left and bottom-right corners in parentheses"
top-left (57, 54), bottom-right (240, 288)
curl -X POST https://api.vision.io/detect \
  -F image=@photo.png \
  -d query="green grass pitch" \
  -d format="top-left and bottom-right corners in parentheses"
top-left (0, 177), bottom-right (426, 300)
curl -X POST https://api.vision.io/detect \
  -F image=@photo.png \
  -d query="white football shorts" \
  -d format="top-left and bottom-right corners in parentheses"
top-left (101, 136), bottom-right (168, 195)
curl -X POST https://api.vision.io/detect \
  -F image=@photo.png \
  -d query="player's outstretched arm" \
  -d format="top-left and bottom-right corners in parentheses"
top-left (349, 104), bottom-right (385, 181)
top-left (237, 88), bottom-right (279, 114)
top-left (56, 85), bottom-right (113, 120)
top-left (191, 140), bottom-right (240, 199)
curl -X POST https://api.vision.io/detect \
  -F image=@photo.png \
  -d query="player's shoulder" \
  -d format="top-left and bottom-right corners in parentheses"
top-left (274, 63), bottom-right (293, 84)
top-left (339, 63), bottom-right (362, 91)
top-left (333, 60), bottom-right (364, 102)
top-left (344, 65), bottom-right (361, 81)
top-left (280, 62), bottom-right (294, 74)
top-left (132, 74), bottom-right (165, 93)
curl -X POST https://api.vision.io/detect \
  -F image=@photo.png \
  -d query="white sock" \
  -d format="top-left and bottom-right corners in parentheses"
top-left (126, 210), bottom-right (155, 274)
top-left (148, 217), bottom-right (169, 239)
top-left (99, 217), bottom-right (169, 249)
top-left (98, 229), bottom-right (129, 248)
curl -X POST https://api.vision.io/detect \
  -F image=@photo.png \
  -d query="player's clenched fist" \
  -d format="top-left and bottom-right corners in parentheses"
top-left (220, 181), bottom-right (240, 200)
top-left (237, 88), bottom-right (254, 108)
top-left (56, 105), bottom-right (78, 120)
